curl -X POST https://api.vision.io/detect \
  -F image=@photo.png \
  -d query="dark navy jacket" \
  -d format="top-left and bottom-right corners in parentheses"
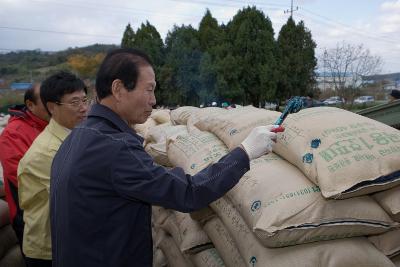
top-left (50, 104), bottom-right (250, 267)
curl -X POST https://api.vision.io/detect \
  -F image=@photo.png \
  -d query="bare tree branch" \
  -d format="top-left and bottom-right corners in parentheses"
top-left (319, 42), bottom-right (382, 106)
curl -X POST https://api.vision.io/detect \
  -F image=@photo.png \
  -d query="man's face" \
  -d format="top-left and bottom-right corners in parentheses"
top-left (119, 65), bottom-right (156, 125)
top-left (49, 90), bottom-right (89, 129)
top-left (27, 85), bottom-right (50, 122)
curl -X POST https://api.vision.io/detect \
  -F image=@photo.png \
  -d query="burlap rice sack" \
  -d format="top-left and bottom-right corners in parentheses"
top-left (166, 128), bottom-right (397, 248)
top-left (145, 124), bottom-right (188, 167)
top-left (369, 228), bottom-right (400, 258)
top-left (191, 106), bottom-right (280, 150)
top-left (392, 254), bottom-right (400, 266)
top-left (145, 143), bottom-right (171, 166)
top-left (167, 130), bottom-right (229, 175)
top-left (152, 206), bottom-right (171, 226)
top-left (203, 216), bottom-right (246, 267)
top-left (133, 117), bottom-right (157, 138)
top-left (170, 106), bottom-right (200, 125)
top-left (190, 206), bottom-right (215, 224)
top-left (160, 211), bottom-right (211, 254)
top-left (373, 186), bottom-right (400, 222)
top-left (227, 153), bottom-right (397, 247)
top-left (210, 197), bottom-right (395, 267)
top-left (155, 229), bottom-right (195, 267)
top-left (146, 123), bottom-right (187, 144)
top-left (151, 109), bottom-right (171, 124)
top-left (153, 248), bottom-right (167, 267)
top-left (189, 248), bottom-right (225, 267)
top-left (273, 107), bottom-right (400, 199)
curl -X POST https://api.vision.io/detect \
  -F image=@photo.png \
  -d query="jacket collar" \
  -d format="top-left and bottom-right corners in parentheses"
top-left (25, 110), bottom-right (48, 130)
top-left (8, 105), bottom-right (48, 131)
top-left (88, 103), bottom-right (138, 136)
top-left (8, 104), bottom-right (27, 118)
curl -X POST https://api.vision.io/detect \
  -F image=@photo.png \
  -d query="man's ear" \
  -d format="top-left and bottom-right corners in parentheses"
top-left (46, 102), bottom-right (56, 116)
top-left (111, 79), bottom-right (124, 102)
top-left (25, 99), bottom-right (34, 111)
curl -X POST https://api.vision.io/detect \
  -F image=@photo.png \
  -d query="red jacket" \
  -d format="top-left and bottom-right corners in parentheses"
top-left (0, 105), bottom-right (48, 222)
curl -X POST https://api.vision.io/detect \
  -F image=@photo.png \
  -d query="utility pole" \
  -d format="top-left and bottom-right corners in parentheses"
top-left (284, 0), bottom-right (298, 17)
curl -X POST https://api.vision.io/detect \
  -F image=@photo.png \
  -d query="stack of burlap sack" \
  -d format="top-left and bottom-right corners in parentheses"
top-left (0, 165), bottom-right (25, 267)
top-left (137, 106), bottom-right (400, 267)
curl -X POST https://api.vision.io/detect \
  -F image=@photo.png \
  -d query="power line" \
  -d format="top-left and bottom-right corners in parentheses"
top-left (295, 11), bottom-right (400, 46)
top-left (299, 7), bottom-right (400, 44)
top-left (170, 0), bottom-right (283, 12)
top-left (172, 0), bottom-right (288, 8)
top-left (0, 0), bottom-right (280, 45)
top-left (28, 0), bottom-right (292, 25)
top-left (0, 26), bottom-right (119, 38)
top-left (28, 0), bottom-right (285, 29)
top-left (31, 0), bottom-right (207, 20)
top-left (3, 1), bottom-right (400, 55)
top-left (177, 0), bottom-right (400, 46)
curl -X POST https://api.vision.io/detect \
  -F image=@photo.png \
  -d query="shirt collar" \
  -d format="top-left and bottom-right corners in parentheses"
top-left (88, 103), bottom-right (138, 136)
top-left (47, 118), bottom-right (70, 141)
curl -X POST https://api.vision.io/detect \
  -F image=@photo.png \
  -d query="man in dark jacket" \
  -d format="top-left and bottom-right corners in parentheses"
top-left (50, 48), bottom-right (277, 267)
top-left (0, 84), bottom-right (49, 248)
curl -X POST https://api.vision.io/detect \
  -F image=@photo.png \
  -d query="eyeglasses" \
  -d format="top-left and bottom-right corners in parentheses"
top-left (56, 97), bottom-right (89, 108)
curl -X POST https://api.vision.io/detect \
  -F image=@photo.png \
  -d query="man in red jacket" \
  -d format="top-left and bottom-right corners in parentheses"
top-left (0, 84), bottom-right (49, 249)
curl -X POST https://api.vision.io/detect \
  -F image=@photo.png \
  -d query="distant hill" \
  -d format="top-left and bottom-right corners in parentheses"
top-left (0, 44), bottom-right (119, 83)
top-left (363, 72), bottom-right (400, 82)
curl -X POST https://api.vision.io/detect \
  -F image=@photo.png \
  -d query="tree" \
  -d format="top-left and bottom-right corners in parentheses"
top-left (224, 6), bottom-right (277, 106)
top-left (161, 25), bottom-right (202, 106)
top-left (198, 9), bottom-right (223, 105)
top-left (321, 42), bottom-right (382, 105)
top-left (132, 21), bottom-right (165, 104)
top-left (277, 17), bottom-right (317, 100)
top-left (198, 9), bottom-right (221, 53)
top-left (67, 53), bottom-right (105, 79)
top-left (132, 21), bottom-right (164, 67)
top-left (121, 23), bottom-right (135, 48)
top-left (198, 52), bottom-right (217, 105)
top-left (215, 49), bottom-right (244, 104)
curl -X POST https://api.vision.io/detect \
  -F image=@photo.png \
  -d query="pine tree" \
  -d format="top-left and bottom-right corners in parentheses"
top-left (224, 6), bottom-right (277, 106)
top-left (198, 9), bottom-right (223, 105)
top-left (133, 21), bottom-right (164, 67)
top-left (161, 25), bottom-right (202, 106)
top-left (198, 9), bottom-right (221, 53)
top-left (276, 17), bottom-right (317, 100)
top-left (121, 23), bottom-right (135, 48)
top-left (199, 52), bottom-right (217, 105)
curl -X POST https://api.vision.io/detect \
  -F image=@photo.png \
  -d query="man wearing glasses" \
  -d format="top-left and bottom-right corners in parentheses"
top-left (17, 71), bottom-right (88, 267)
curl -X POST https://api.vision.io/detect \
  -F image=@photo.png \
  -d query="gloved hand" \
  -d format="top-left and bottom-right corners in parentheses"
top-left (241, 125), bottom-right (277, 160)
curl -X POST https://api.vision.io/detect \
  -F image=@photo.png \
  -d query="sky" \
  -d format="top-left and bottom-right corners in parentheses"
top-left (0, 0), bottom-right (400, 73)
